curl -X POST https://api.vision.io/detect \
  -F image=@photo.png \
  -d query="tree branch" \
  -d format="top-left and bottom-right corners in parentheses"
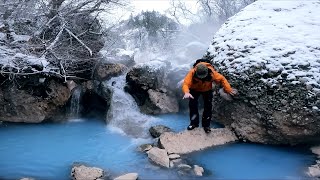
top-left (64, 28), bottom-right (93, 56)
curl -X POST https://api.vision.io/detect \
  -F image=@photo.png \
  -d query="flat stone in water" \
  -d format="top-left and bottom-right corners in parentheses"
top-left (159, 128), bottom-right (238, 154)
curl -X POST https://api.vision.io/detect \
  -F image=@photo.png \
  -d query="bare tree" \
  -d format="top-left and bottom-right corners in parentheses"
top-left (168, 0), bottom-right (255, 25)
top-left (0, 0), bottom-right (127, 82)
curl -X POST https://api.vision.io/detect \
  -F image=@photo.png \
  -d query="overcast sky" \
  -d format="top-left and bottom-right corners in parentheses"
top-left (103, 0), bottom-right (199, 25)
top-left (132, 0), bottom-right (172, 13)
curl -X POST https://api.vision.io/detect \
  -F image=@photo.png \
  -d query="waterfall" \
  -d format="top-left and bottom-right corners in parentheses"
top-left (69, 86), bottom-right (82, 119)
top-left (105, 75), bottom-right (157, 138)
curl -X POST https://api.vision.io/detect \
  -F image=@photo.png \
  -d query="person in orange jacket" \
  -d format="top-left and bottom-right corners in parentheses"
top-left (182, 59), bottom-right (237, 133)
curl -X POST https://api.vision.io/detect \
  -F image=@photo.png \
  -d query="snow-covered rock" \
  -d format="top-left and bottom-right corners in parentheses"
top-left (207, 0), bottom-right (320, 144)
top-left (159, 128), bottom-right (238, 154)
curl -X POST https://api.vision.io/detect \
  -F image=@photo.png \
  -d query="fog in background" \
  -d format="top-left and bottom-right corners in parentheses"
top-left (101, 0), bottom-right (255, 68)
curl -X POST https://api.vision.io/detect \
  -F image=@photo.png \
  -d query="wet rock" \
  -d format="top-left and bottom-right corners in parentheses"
top-left (66, 80), bottom-right (77, 92)
top-left (311, 146), bottom-right (320, 156)
top-left (147, 89), bottom-right (179, 114)
top-left (114, 173), bottom-right (138, 180)
top-left (178, 164), bottom-right (192, 170)
top-left (177, 164), bottom-right (193, 176)
top-left (138, 144), bottom-right (153, 152)
top-left (170, 161), bottom-right (174, 168)
top-left (170, 158), bottom-right (183, 167)
top-left (308, 145), bottom-right (320, 178)
top-left (193, 165), bottom-right (204, 176)
top-left (82, 80), bottom-right (112, 120)
top-left (149, 125), bottom-right (173, 138)
top-left (308, 165), bottom-right (320, 178)
top-left (147, 147), bottom-right (170, 168)
top-left (71, 165), bottom-right (104, 180)
top-left (159, 128), bottom-right (238, 154)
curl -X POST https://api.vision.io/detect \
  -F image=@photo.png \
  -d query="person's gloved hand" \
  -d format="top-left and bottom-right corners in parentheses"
top-left (229, 89), bottom-right (239, 96)
top-left (219, 88), bottom-right (238, 101)
top-left (183, 92), bottom-right (194, 99)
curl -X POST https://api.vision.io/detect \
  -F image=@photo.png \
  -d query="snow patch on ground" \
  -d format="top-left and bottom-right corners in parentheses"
top-left (208, 0), bottom-right (320, 93)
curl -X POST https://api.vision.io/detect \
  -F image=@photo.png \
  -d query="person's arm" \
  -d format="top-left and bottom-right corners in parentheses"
top-left (212, 71), bottom-right (233, 94)
top-left (182, 70), bottom-right (195, 99)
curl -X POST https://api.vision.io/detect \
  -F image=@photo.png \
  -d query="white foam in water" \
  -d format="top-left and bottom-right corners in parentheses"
top-left (106, 125), bottom-right (126, 136)
top-left (130, 137), bottom-right (153, 145)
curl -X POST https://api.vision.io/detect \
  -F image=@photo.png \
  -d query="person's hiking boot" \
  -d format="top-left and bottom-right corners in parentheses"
top-left (204, 127), bottom-right (211, 133)
top-left (187, 125), bottom-right (198, 130)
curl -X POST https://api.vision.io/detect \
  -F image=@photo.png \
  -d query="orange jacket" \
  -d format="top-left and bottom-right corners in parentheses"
top-left (182, 62), bottom-right (232, 93)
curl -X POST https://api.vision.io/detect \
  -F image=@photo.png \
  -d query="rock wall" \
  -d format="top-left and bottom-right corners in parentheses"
top-left (0, 78), bottom-right (70, 123)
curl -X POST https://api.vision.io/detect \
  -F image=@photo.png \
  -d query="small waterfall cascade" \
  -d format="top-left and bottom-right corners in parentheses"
top-left (105, 75), bottom-right (157, 138)
top-left (68, 86), bottom-right (82, 119)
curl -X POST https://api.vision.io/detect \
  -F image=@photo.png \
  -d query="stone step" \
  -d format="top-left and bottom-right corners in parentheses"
top-left (159, 128), bottom-right (238, 154)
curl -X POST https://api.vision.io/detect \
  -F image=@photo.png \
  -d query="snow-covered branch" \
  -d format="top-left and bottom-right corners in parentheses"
top-left (64, 28), bottom-right (93, 56)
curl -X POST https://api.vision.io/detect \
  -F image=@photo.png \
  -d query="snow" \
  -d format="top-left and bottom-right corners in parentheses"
top-left (0, 33), bottom-right (5, 41)
top-left (0, 43), bottom-right (50, 72)
top-left (0, 22), bottom-right (4, 29)
top-left (11, 34), bottom-right (31, 43)
top-left (208, 0), bottom-right (320, 92)
top-left (135, 59), bottom-right (168, 71)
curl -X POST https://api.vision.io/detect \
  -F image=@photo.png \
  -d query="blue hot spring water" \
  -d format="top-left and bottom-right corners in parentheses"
top-left (0, 114), bottom-right (316, 180)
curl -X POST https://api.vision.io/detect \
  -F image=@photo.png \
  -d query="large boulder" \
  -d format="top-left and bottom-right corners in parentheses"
top-left (0, 78), bottom-right (70, 123)
top-left (166, 65), bottom-right (190, 112)
top-left (159, 128), bottom-right (238, 154)
top-left (126, 60), bottom-right (179, 114)
top-left (207, 1), bottom-right (320, 145)
top-left (93, 62), bottom-right (127, 81)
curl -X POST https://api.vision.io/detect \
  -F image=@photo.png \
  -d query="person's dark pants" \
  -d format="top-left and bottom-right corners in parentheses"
top-left (189, 89), bottom-right (213, 128)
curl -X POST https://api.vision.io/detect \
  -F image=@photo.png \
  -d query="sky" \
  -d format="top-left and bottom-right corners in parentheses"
top-left (125, 0), bottom-right (199, 24)
top-left (132, 0), bottom-right (173, 13)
